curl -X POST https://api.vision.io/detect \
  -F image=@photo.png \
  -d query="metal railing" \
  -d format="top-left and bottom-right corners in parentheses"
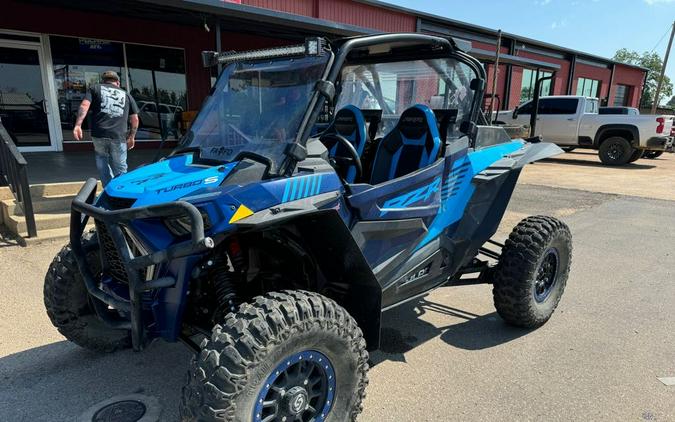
top-left (0, 121), bottom-right (37, 237)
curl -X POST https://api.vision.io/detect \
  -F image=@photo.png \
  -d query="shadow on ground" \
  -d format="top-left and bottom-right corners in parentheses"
top-left (541, 156), bottom-right (656, 170)
top-left (370, 295), bottom-right (532, 366)
top-left (0, 339), bottom-right (189, 421)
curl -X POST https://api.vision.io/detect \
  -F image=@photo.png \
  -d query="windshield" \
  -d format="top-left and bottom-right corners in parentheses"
top-left (335, 58), bottom-right (477, 138)
top-left (179, 55), bottom-right (329, 165)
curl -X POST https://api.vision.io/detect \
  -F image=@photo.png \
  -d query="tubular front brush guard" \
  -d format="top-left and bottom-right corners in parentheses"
top-left (70, 178), bottom-right (214, 350)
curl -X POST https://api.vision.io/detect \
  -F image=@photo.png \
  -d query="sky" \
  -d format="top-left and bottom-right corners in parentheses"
top-left (383, 0), bottom-right (675, 103)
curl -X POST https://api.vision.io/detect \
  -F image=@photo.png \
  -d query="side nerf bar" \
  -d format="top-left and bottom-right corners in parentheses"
top-left (70, 178), bottom-right (214, 350)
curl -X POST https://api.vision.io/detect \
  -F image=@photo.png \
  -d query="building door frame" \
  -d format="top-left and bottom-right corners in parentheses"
top-left (0, 31), bottom-right (63, 152)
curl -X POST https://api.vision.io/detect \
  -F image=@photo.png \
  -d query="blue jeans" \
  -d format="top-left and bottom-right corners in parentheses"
top-left (92, 137), bottom-right (128, 187)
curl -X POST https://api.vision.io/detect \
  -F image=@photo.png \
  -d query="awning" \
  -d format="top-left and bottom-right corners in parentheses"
top-left (470, 48), bottom-right (561, 72)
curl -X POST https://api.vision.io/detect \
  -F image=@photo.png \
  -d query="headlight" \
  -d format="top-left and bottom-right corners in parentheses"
top-left (164, 209), bottom-right (212, 237)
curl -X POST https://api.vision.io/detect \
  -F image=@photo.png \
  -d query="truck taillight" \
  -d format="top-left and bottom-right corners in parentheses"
top-left (656, 117), bottom-right (665, 134)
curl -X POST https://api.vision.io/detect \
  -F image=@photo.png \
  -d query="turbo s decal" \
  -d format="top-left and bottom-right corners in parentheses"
top-left (380, 177), bottom-right (441, 216)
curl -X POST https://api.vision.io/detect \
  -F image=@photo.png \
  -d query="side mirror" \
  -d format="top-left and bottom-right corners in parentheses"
top-left (512, 107), bottom-right (519, 119)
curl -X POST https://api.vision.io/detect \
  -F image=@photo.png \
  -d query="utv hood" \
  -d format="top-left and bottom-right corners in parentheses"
top-left (104, 154), bottom-right (236, 207)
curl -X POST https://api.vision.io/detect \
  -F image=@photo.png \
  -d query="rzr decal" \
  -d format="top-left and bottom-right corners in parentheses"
top-left (380, 177), bottom-right (441, 216)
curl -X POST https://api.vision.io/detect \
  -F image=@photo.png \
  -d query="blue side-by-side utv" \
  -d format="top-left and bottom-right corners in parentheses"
top-left (45, 33), bottom-right (572, 421)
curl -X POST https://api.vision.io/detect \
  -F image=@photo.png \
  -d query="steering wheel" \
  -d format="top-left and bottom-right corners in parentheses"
top-left (319, 133), bottom-right (363, 181)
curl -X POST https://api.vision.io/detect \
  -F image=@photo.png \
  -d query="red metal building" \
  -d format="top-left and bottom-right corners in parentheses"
top-left (0, 0), bottom-right (647, 153)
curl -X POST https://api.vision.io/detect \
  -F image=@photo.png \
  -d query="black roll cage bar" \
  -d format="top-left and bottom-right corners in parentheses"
top-left (202, 33), bottom-right (488, 174)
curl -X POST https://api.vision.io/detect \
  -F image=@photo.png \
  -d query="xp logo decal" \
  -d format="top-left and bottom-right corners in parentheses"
top-left (380, 177), bottom-right (441, 216)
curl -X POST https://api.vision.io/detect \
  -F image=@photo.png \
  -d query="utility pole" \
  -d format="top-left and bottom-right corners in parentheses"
top-left (652, 21), bottom-right (674, 114)
top-left (487, 29), bottom-right (502, 123)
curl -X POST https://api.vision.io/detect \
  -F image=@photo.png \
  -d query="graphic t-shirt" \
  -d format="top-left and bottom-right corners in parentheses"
top-left (85, 83), bottom-right (139, 140)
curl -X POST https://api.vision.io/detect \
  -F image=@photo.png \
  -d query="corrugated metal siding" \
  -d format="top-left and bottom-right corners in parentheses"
top-left (318, 0), bottom-right (416, 32)
top-left (243, 0), bottom-right (415, 32)
top-left (242, 0), bottom-right (315, 16)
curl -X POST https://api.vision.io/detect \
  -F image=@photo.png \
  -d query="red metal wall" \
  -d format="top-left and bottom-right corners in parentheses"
top-left (610, 64), bottom-right (645, 108)
top-left (242, 0), bottom-right (416, 33)
top-left (573, 62), bottom-right (612, 101)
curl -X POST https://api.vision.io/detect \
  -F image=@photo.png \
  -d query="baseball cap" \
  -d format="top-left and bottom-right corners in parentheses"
top-left (101, 70), bottom-right (120, 82)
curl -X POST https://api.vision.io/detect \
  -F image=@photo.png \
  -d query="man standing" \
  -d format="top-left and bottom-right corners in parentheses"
top-left (73, 70), bottom-right (139, 186)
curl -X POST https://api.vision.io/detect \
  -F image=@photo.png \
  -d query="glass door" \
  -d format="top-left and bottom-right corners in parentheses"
top-left (0, 41), bottom-right (55, 151)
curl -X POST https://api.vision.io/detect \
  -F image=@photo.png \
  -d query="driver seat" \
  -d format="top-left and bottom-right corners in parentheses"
top-left (370, 104), bottom-right (441, 185)
top-left (322, 105), bottom-right (367, 183)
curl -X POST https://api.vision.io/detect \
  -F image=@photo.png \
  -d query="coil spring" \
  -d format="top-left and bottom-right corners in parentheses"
top-left (213, 240), bottom-right (244, 322)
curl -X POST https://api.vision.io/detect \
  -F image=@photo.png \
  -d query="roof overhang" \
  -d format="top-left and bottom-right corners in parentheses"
top-left (137, 0), bottom-right (375, 37)
top-left (471, 48), bottom-right (561, 72)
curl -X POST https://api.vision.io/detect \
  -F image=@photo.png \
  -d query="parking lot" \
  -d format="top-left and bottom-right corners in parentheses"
top-left (1, 150), bottom-right (674, 421)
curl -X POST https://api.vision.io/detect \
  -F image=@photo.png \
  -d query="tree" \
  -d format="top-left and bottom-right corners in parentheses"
top-left (613, 48), bottom-right (673, 107)
top-left (667, 95), bottom-right (675, 108)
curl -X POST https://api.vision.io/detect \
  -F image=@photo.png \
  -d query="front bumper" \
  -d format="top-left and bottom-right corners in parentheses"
top-left (70, 178), bottom-right (214, 350)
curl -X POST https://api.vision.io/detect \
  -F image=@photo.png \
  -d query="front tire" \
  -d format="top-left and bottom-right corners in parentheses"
top-left (628, 148), bottom-right (642, 163)
top-left (180, 291), bottom-right (369, 422)
top-left (44, 230), bottom-right (131, 352)
top-left (598, 137), bottom-right (634, 165)
top-left (492, 216), bottom-right (572, 328)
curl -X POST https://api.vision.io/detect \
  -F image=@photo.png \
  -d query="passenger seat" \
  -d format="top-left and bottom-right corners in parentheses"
top-left (370, 104), bottom-right (441, 185)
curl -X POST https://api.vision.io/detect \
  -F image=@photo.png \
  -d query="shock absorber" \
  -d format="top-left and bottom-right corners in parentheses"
top-left (212, 238), bottom-right (245, 323)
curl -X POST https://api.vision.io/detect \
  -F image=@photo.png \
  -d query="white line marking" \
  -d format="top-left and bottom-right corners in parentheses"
top-left (657, 377), bottom-right (675, 386)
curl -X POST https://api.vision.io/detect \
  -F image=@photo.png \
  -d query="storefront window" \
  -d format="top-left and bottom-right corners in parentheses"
top-left (520, 69), bottom-right (552, 103)
top-left (126, 44), bottom-right (187, 140)
top-left (51, 36), bottom-right (125, 142)
top-left (576, 77), bottom-right (600, 98)
top-left (50, 36), bottom-right (187, 142)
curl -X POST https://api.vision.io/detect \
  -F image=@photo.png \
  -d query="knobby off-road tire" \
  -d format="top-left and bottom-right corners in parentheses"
top-left (598, 136), bottom-right (634, 165)
top-left (180, 290), bottom-right (369, 422)
top-left (44, 230), bottom-right (131, 352)
top-left (492, 216), bottom-right (572, 328)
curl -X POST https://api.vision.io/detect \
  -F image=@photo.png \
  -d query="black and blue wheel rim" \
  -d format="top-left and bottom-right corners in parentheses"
top-left (253, 350), bottom-right (336, 422)
top-left (534, 247), bottom-right (559, 303)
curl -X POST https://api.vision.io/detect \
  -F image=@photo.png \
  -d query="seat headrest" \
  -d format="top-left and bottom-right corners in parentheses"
top-left (398, 105), bottom-right (435, 139)
top-left (333, 105), bottom-right (363, 136)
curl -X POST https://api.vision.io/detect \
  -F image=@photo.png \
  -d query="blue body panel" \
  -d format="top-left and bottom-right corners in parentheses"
top-left (416, 140), bottom-right (523, 249)
top-left (96, 137), bottom-right (526, 342)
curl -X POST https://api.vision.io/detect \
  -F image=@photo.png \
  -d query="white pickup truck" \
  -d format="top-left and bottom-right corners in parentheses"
top-left (497, 96), bottom-right (674, 165)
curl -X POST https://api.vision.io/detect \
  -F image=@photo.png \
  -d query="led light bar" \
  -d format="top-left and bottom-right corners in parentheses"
top-left (202, 37), bottom-right (327, 67)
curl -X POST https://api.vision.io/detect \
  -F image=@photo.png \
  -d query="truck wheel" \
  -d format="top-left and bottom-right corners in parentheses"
top-left (642, 151), bottom-right (663, 159)
top-left (628, 148), bottom-right (642, 163)
top-left (180, 290), bottom-right (369, 422)
top-left (598, 137), bottom-right (633, 165)
top-left (44, 230), bottom-right (131, 353)
top-left (492, 216), bottom-right (572, 328)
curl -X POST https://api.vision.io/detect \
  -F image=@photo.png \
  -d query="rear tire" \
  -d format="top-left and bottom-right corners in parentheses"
top-left (492, 216), bottom-right (572, 328)
top-left (180, 290), bottom-right (369, 422)
top-left (642, 151), bottom-right (664, 159)
top-left (44, 230), bottom-right (131, 353)
top-left (598, 136), bottom-right (633, 165)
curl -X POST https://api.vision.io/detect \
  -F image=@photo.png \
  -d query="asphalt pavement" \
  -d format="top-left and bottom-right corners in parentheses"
top-left (1, 153), bottom-right (674, 421)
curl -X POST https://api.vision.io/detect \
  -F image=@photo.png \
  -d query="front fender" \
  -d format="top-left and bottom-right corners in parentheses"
top-left (235, 206), bottom-right (383, 351)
